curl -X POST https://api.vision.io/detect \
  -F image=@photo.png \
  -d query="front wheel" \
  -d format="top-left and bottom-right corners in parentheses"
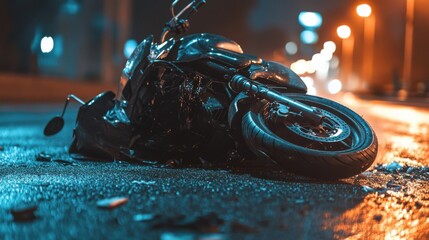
top-left (241, 93), bottom-right (378, 179)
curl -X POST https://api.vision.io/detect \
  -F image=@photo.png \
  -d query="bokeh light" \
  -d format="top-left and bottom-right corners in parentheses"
top-left (328, 79), bottom-right (342, 94)
top-left (301, 76), bottom-right (317, 95)
top-left (124, 39), bottom-right (138, 59)
top-left (337, 25), bottom-right (351, 39)
top-left (300, 30), bottom-right (319, 44)
top-left (330, 56), bottom-right (340, 69)
top-left (356, 4), bottom-right (372, 18)
top-left (298, 12), bottom-right (323, 28)
top-left (320, 49), bottom-right (333, 61)
top-left (40, 36), bottom-right (54, 53)
top-left (285, 41), bottom-right (298, 55)
top-left (311, 53), bottom-right (324, 66)
top-left (305, 60), bottom-right (316, 74)
top-left (290, 59), bottom-right (307, 75)
top-left (323, 41), bottom-right (336, 53)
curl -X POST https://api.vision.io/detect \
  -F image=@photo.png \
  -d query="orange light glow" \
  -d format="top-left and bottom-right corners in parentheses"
top-left (323, 193), bottom-right (429, 239)
top-left (341, 94), bottom-right (429, 166)
top-left (337, 25), bottom-right (352, 39)
top-left (323, 41), bottom-right (336, 53)
top-left (356, 3), bottom-right (372, 18)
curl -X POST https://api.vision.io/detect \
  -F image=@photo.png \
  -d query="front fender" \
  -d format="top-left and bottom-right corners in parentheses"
top-left (228, 92), bottom-right (254, 137)
top-left (69, 91), bottom-right (132, 160)
top-left (120, 35), bottom-right (154, 100)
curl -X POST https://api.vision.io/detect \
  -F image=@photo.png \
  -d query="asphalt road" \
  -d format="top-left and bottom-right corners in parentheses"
top-left (0, 95), bottom-right (428, 239)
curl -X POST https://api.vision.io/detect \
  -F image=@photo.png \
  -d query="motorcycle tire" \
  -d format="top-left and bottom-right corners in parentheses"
top-left (241, 93), bottom-right (378, 179)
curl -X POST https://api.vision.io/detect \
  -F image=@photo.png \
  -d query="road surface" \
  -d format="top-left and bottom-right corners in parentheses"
top-left (0, 94), bottom-right (428, 239)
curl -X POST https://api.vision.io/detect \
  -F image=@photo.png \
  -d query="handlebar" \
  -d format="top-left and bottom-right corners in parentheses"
top-left (161, 0), bottom-right (207, 43)
top-left (190, 0), bottom-right (207, 14)
top-left (172, 0), bottom-right (206, 20)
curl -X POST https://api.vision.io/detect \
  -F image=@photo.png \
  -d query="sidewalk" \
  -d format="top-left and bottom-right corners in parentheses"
top-left (1, 73), bottom-right (427, 109)
top-left (0, 73), bottom-right (115, 103)
top-left (356, 94), bottom-right (429, 108)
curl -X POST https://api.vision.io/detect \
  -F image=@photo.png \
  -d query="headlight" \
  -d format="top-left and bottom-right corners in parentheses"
top-left (122, 38), bottom-right (152, 79)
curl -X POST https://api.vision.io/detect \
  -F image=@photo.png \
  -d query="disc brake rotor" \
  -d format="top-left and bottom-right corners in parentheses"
top-left (286, 109), bottom-right (351, 143)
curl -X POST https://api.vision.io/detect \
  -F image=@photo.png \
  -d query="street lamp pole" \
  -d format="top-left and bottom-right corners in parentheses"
top-left (337, 25), bottom-right (354, 91)
top-left (356, 3), bottom-right (375, 92)
top-left (403, 0), bottom-right (415, 94)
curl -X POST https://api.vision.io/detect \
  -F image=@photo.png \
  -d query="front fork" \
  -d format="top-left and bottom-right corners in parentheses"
top-left (230, 75), bottom-right (324, 125)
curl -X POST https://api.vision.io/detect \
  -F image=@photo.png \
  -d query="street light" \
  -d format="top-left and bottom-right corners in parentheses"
top-left (356, 4), bottom-right (372, 18)
top-left (298, 12), bottom-right (323, 28)
top-left (41, 36), bottom-right (55, 53)
top-left (323, 41), bottom-right (336, 53)
top-left (337, 25), bottom-right (351, 39)
top-left (356, 3), bottom-right (375, 92)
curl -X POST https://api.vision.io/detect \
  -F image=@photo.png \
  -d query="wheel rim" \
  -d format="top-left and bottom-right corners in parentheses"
top-left (287, 108), bottom-right (351, 143)
top-left (263, 98), bottom-right (362, 152)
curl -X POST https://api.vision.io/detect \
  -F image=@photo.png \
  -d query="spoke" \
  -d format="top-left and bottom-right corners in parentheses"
top-left (322, 120), bottom-right (338, 131)
top-left (339, 139), bottom-right (352, 148)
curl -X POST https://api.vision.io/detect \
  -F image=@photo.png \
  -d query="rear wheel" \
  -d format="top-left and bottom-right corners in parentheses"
top-left (241, 93), bottom-right (378, 179)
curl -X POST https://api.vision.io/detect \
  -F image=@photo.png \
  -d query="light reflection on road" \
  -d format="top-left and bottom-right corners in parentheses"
top-left (324, 94), bottom-right (429, 239)
top-left (324, 193), bottom-right (429, 240)
top-left (341, 93), bottom-right (429, 166)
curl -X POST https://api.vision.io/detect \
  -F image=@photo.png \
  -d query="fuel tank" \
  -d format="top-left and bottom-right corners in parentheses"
top-left (167, 33), bottom-right (262, 68)
top-left (167, 33), bottom-right (306, 92)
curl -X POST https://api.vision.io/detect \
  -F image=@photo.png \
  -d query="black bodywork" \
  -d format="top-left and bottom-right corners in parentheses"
top-left (70, 33), bottom-right (307, 163)
top-left (47, 0), bottom-right (378, 180)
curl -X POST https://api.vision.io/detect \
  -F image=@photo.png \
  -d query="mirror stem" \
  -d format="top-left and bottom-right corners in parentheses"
top-left (68, 94), bottom-right (85, 105)
top-left (60, 94), bottom-right (85, 117)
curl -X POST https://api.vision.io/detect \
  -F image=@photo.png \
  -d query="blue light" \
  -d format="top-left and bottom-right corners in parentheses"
top-left (41, 36), bottom-right (54, 53)
top-left (300, 30), bottom-right (318, 45)
top-left (124, 39), bottom-right (138, 59)
top-left (285, 42), bottom-right (298, 55)
top-left (298, 12), bottom-right (323, 29)
top-left (62, 0), bottom-right (80, 15)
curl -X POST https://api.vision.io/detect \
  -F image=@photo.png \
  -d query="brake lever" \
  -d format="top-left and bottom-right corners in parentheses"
top-left (174, 1), bottom-right (197, 20)
top-left (171, 0), bottom-right (180, 19)
top-left (161, 0), bottom-right (207, 43)
top-left (191, 0), bottom-right (207, 13)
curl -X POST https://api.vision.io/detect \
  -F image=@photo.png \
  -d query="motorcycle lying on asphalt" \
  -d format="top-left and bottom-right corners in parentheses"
top-left (45, 0), bottom-right (378, 179)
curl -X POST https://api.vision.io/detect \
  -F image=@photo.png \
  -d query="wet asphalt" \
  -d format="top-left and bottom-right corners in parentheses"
top-left (0, 96), bottom-right (428, 239)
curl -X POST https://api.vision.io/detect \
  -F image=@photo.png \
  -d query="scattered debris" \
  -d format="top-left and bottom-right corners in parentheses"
top-left (97, 197), bottom-right (128, 209)
top-left (406, 167), bottom-right (415, 174)
top-left (52, 159), bottom-right (75, 166)
top-left (415, 201), bottom-right (424, 209)
top-left (382, 161), bottom-right (405, 173)
top-left (151, 213), bottom-right (224, 233)
top-left (362, 185), bottom-right (374, 192)
top-left (373, 214), bottom-right (383, 222)
top-left (386, 181), bottom-right (402, 189)
top-left (35, 152), bottom-right (52, 162)
top-left (373, 161), bottom-right (429, 182)
top-left (165, 158), bottom-right (183, 168)
top-left (354, 173), bottom-right (370, 181)
top-left (131, 180), bottom-right (156, 185)
top-left (230, 221), bottom-right (256, 233)
top-left (295, 199), bottom-right (305, 204)
top-left (35, 153), bottom-right (76, 166)
top-left (11, 206), bottom-right (37, 222)
top-left (160, 232), bottom-right (196, 240)
top-left (133, 213), bottom-right (158, 222)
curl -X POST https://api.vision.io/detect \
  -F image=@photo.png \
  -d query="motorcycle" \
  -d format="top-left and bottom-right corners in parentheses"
top-left (44, 0), bottom-right (378, 179)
